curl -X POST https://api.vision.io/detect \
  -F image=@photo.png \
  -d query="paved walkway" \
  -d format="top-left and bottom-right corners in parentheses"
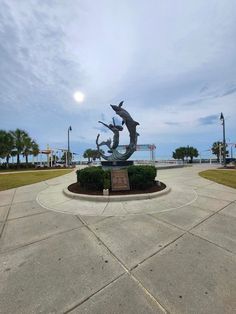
top-left (0, 165), bottom-right (235, 313)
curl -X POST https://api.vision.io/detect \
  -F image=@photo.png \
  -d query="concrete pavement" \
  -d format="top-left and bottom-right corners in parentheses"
top-left (0, 165), bottom-right (236, 313)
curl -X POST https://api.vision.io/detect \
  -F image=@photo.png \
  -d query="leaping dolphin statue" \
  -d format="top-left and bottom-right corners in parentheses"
top-left (110, 101), bottom-right (139, 149)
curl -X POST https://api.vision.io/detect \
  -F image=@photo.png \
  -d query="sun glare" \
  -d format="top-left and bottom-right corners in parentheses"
top-left (73, 91), bottom-right (85, 103)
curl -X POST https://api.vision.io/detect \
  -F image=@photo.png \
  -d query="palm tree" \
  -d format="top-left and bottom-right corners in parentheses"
top-left (10, 129), bottom-right (29, 166)
top-left (211, 141), bottom-right (229, 162)
top-left (23, 137), bottom-right (40, 166)
top-left (187, 146), bottom-right (199, 163)
top-left (22, 135), bottom-right (32, 165)
top-left (0, 130), bottom-right (14, 167)
top-left (31, 140), bottom-right (40, 164)
top-left (83, 149), bottom-right (93, 163)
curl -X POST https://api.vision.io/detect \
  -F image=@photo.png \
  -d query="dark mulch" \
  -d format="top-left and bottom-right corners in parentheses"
top-left (68, 181), bottom-right (166, 196)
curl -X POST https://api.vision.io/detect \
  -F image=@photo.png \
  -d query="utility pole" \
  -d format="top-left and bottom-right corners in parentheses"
top-left (67, 126), bottom-right (72, 167)
top-left (219, 143), bottom-right (222, 164)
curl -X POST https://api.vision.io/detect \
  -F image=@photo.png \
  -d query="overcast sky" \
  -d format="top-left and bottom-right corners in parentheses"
top-left (0, 0), bottom-right (236, 159)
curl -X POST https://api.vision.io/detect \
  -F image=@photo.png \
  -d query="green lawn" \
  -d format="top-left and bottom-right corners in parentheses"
top-left (199, 169), bottom-right (236, 189)
top-left (0, 169), bottom-right (73, 191)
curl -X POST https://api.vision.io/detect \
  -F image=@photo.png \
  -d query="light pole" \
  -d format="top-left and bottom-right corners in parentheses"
top-left (220, 113), bottom-right (226, 167)
top-left (67, 126), bottom-right (72, 167)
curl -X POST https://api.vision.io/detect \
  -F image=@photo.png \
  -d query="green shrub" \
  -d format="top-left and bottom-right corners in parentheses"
top-left (76, 165), bottom-right (156, 191)
top-left (76, 167), bottom-right (111, 191)
top-left (103, 170), bottom-right (111, 189)
top-left (127, 165), bottom-right (156, 190)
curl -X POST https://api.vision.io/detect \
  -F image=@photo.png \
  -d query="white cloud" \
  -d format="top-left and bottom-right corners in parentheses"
top-left (0, 0), bottom-right (235, 157)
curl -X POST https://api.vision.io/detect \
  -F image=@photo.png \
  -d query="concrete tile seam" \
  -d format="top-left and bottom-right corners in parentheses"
top-left (76, 215), bottom-right (129, 273)
top-left (5, 198), bottom-right (44, 206)
top-left (130, 232), bottom-right (186, 272)
top-left (63, 273), bottom-right (126, 314)
top-left (7, 210), bottom-right (48, 222)
top-left (76, 215), bottom-right (169, 313)
top-left (195, 189), bottom-right (236, 202)
top-left (101, 199), bottom-right (111, 215)
top-left (194, 191), bottom-right (235, 203)
top-left (0, 225), bottom-right (84, 255)
top-left (76, 215), bottom-right (112, 225)
top-left (35, 194), bottom-right (77, 214)
top-left (122, 202), bottom-right (129, 214)
top-left (217, 200), bottom-right (236, 216)
top-left (41, 200), bottom-right (107, 216)
top-left (128, 272), bottom-right (168, 314)
top-left (148, 198), bottom-right (236, 256)
top-left (0, 189), bottom-right (17, 239)
top-left (187, 201), bottom-right (235, 233)
top-left (141, 189), bottom-right (199, 215)
top-left (188, 231), bottom-right (236, 256)
top-left (148, 213), bottom-right (191, 232)
top-left (0, 203), bottom-right (12, 208)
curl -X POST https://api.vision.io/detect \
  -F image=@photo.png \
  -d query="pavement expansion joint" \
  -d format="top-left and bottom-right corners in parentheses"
top-left (130, 232), bottom-right (186, 272)
top-left (0, 189), bottom-right (17, 239)
top-left (187, 201), bottom-right (235, 233)
top-left (7, 210), bottom-right (47, 222)
top-left (188, 231), bottom-right (236, 255)
top-left (148, 213), bottom-right (187, 232)
top-left (75, 214), bottom-right (169, 313)
top-left (63, 273), bottom-right (126, 313)
top-left (0, 225), bottom-right (84, 255)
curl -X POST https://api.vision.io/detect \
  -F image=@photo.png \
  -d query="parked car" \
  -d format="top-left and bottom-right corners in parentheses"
top-left (226, 158), bottom-right (236, 164)
top-left (54, 162), bottom-right (66, 168)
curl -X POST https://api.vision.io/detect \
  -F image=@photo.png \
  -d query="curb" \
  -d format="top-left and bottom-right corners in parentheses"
top-left (63, 184), bottom-right (171, 202)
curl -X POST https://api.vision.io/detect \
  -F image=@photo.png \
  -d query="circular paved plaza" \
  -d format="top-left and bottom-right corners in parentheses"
top-left (0, 165), bottom-right (236, 313)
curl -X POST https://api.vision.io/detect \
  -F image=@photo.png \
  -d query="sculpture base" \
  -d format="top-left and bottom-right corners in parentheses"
top-left (101, 160), bottom-right (133, 170)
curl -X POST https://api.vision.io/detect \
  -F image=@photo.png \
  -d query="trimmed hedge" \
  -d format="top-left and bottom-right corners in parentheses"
top-left (127, 165), bottom-right (156, 190)
top-left (76, 165), bottom-right (156, 191)
top-left (0, 163), bottom-right (35, 170)
top-left (77, 167), bottom-right (104, 190)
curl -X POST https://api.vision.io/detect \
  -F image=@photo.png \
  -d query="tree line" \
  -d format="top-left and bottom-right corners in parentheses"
top-left (83, 149), bottom-right (103, 163)
top-left (172, 146), bottom-right (199, 163)
top-left (0, 129), bottom-right (39, 167)
top-left (172, 142), bottom-right (230, 163)
top-left (1, 131), bottom-right (230, 168)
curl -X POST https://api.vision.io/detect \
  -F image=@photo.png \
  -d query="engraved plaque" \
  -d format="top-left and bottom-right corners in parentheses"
top-left (111, 169), bottom-right (130, 191)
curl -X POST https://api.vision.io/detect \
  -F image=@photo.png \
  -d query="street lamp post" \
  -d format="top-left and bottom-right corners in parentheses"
top-left (67, 126), bottom-right (72, 167)
top-left (220, 112), bottom-right (226, 167)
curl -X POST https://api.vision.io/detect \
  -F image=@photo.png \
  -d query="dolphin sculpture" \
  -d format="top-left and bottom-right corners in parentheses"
top-left (110, 101), bottom-right (139, 150)
top-left (96, 101), bottom-right (140, 161)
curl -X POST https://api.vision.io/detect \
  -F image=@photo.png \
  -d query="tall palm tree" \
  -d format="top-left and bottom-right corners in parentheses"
top-left (22, 137), bottom-right (40, 166)
top-left (22, 135), bottom-right (33, 165)
top-left (211, 141), bottom-right (229, 162)
top-left (31, 140), bottom-right (40, 164)
top-left (10, 129), bottom-right (29, 166)
top-left (0, 130), bottom-right (14, 167)
top-left (83, 149), bottom-right (93, 162)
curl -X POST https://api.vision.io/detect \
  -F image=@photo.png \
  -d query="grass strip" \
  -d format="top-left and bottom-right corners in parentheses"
top-left (0, 170), bottom-right (73, 191)
top-left (199, 169), bottom-right (236, 189)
